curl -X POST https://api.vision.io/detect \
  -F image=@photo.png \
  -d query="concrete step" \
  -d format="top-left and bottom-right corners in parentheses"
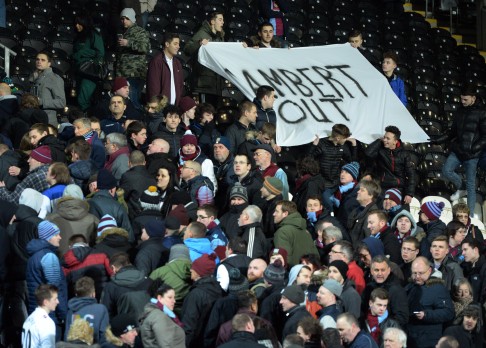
top-left (426, 18), bottom-right (438, 27)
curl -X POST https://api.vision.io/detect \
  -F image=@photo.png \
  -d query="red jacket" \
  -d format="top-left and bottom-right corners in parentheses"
top-left (347, 260), bottom-right (366, 294)
top-left (146, 52), bottom-right (184, 105)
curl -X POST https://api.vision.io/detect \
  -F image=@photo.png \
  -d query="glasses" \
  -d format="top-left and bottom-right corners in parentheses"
top-left (402, 247), bottom-right (417, 252)
top-left (234, 161), bottom-right (248, 165)
top-left (412, 268), bottom-right (431, 277)
top-left (197, 215), bottom-right (209, 219)
top-left (254, 152), bottom-right (266, 157)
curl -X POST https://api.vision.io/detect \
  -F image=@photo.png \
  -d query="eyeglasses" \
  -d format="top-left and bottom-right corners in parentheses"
top-left (197, 215), bottom-right (209, 219)
top-left (234, 161), bottom-right (248, 165)
top-left (401, 247), bottom-right (417, 252)
top-left (412, 268), bottom-right (431, 277)
top-left (253, 152), bottom-right (266, 157)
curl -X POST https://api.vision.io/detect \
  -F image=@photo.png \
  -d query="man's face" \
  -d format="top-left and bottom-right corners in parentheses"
top-left (411, 260), bottom-right (431, 286)
top-left (48, 233), bottom-right (62, 247)
top-left (383, 131), bottom-right (397, 149)
top-left (279, 295), bottom-right (295, 312)
top-left (358, 248), bottom-right (372, 267)
top-left (369, 298), bottom-right (388, 317)
top-left (29, 129), bottom-right (47, 146)
top-left (383, 332), bottom-right (401, 348)
top-left (164, 113), bottom-right (181, 131)
top-left (259, 25), bottom-right (274, 44)
top-left (46, 166), bottom-right (56, 185)
top-left (36, 54), bottom-right (51, 71)
top-left (253, 149), bottom-right (270, 168)
top-left (234, 155), bottom-right (250, 177)
top-left (261, 91), bottom-right (276, 109)
top-left (401, 242), bottom-right (418, 263)
top-left (91, 122), bottom-right (101, 136)
top-left (196, 210), bottom-right (212, 227)
top-left (121, 16), bottom-right (133, 29)
top-left (356, 186), bottom-right (372, 205)
top-left (120, 329), bottom-right (138, 346)
top-left (180, 164), bottom-right (195, 181)
top-left (382, 58), bottom-right (397, 74)
top-left (260, 186), bottom-right (272, 200)
top-left (462, 243), bottom-right (479, 263)
top-left (329, 245), bottom-right (346, 262)
top-left (131, 129), bottom-right (147, 146)
top-left (306, 199), bottom-right (322, 213)
top-left (463, 315), bottom-right (478, 331)
top-left (370, 261), bottom-right (391, 284)
top-left (230, 197), bottom-right (246, 206)
top-left (147, 139), bottom-right (164, 155)
top-left (73, 122), bottom-right (89, 137)
top-left (165, 38), bottom-right (180, 57)
top-left (336, 318), bottom-right (354, 344)
top-left (213, 144), bottom-right (229, 163)
top-left (257, 132), bottom-right (272, 144)
top-left (295, 268), bottom-right (312, 286)
top-left (211, 14), bottom-right (224, 32)
top-left (273, 205), bottom-right (287, 224)
top-left (340, 170), bottom-right (354, 185)
top-left (247, 259), bottom-right (266, 282)
top-left (44, 291), bottom-right (59, 313)
top-left (396, 216), bottom-right (412, 234)
top-left (367, 214), bottom-right (385, 235)
top-left (327, 266), bottom-right (344, 284)
top-left (461, 95), bottom-right (476, 107)
top-left (115, 85), bottom-right (130, 99)
top-left (383, 198), bottom-right (397, 211)
top-left (238, 211), bottom-right (248, 227)
top-left (109, 96), bottom-right (126, 116)
top-left (430, 241), bottom-right (449, 262)
top-left (28, 156), bottom-right (42, 171)
top-left (349, 35), bottom-right (363, 48)
top-left (105, 139), bottom-right (117, 155)
top-left (316, 286), bottom-right (334, 306)
top-left (246, 105), bottom-right (258, 124)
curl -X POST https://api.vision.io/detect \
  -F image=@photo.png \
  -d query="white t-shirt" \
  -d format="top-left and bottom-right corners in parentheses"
top-left (165, 55), bottom-right (176, 105)
top-left (22, 307), bottom-right (56, 348)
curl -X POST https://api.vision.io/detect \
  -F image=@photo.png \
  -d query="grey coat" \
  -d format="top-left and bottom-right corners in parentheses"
top-left (29, 67), bottom-right (66, 125)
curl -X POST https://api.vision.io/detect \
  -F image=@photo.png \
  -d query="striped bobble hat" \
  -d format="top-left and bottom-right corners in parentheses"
top-left (384, 188), bottom-right (402, 205)
top-left (38, 220), bottom-right (60, 241)
top-left (420, 201), bottom-right (445, 221)
top-left (97, 214), bottom-right (117, 236)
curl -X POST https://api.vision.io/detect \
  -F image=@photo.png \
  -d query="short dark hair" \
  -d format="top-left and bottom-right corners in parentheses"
top-left (276, 200), bottom-right (298, 214)
top-left (437, 336), bottom-right (459, 348)
top-left (258, 22), bottom-right (274, 32)
top-left (208, 11), bottom-right (224, 22)
top-left (37, 50), bottom-right (53, 62)
top-left (49, 162), bottom-right (71, 184)
top-left (461, 83), bottom-right (478, 97)
top-left (110, 252), bottom-right (131, 268)
top-left (126, 120), bottom-right (146, 138)
top-left (371, 254), bottom-right (391, 267)
top-left (231, 313), bottom-right (252, 332)
top-left (163, 104), bottom-right (181, 118)
top-left (228, 237), bottom-right (247, 254)
top-left (156, 283), bottom-right (174, 297)
top-left (35, 284), bottom-right (58, 306)
top-left (331, 123), bottom-right (351, 138)
top-left (385, 125), bottom-right (401, 140)
top-left (383, 50), bottom-right (399, 64)
top-left (256, 85), bottom-right (275, 100)
top-left (75, 277), bottom-right (95, 297)
top-left (68, 138), bottom-right (91, 160)
top-left (402, 236), bottom-right (419, 249)
top-left (188, 221), bottom-right (207, 238)
top-left (370, 287), bottom-right (389, 302)
top-left (446, 220), bottom-right (467, 238)
top-left (195, 103), bottom-right (216, 122)
top-left (198, 204), bottom-right (218, 218)
top-left (237, 290), bottom-right (257, 309)
top-left (238, 101), bottom-right (255, 117)
top-left (297, 157), bottom-right (320, 176)
top-left (348, 29), bottom-right (362, 39)
top-left (368, 209), bottom-right (388, 223)
top-left (462, 238), bottom-right (482, 251)
top-left (164, 32), bottom-right (179, 44)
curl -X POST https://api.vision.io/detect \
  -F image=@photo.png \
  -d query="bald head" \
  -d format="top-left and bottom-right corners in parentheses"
top-left (147, 138), bottom-right (170, 155)
top-left (247, 258), bottom-right (267, 282)
top-left (0, 83), bottom-right (11, 96)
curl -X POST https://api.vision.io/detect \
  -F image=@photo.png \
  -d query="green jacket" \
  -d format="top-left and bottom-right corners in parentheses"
top-left (274, 212), bottom-right (319, 267)
top-left (184, 20), bottom-right (225, 95)
top-left (73, 31), bottom-right (105, 66)
top-left (149, 259), bottom-right (191, 311)
top-left (116, 24), bottom-right (150, 78)
top-left (139, 303), bottom-right (185, 348)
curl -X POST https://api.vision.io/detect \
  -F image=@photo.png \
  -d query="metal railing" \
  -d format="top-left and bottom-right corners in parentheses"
top-left (0, 42), bottom-right (16, 76)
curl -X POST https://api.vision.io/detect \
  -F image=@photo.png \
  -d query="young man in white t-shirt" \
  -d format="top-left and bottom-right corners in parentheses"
top-left (22, 284), bottom-right (59, 347)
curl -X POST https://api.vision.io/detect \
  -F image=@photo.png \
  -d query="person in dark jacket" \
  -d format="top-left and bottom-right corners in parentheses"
top-left (218, 313), bottom-right (266, 348)
top-left (461, 239), bottom-right (486, 303)
top-left (216, 237), bottom-right (252, 293)
top-left (146, 32), bottom-right (184, 104)
top-left (364, 125), bottom-right (416, 204)
top-left (181, 253), bottom-right (222, 348)
top-left (0, 144), bottom-right (22, 191)
top-left (293, 157), bottom-right (326, 217)
top-left (153, 105), bottom-right (185, 160)
top-left (225, 101), bottom-right (258, 154)
top-left (64, 276), bottom-right (109, 344)
top-left (443, 303), bottom-right (483, 348)
top-left (119, 151), bottom-right (157, 219)
top-left (366, 210), bottom-right (401, 265)
top-left (279, 284), bottom-right (312, 340)
top-left (434, 84), bottom-right (486, 213)
top-left (220, 183), bottom-right (249, 239)
top-left (417, 201), bottom-right (446, 259)
top-left (73, 118), bottom-right (106, 170)
top-left (253, 85), bottom-right (277, 130)
top-left (213, 136), bottom-right (235, 209)
top-left (430, 235), bottom-right (463, 292)
top-left (134, 219), bottom-right (169, 276)
top-left (100, 252), bottom-right (152, 319)
top-left (189, 103), bottom-right (221, 157)
top-left (93, 215), bottom-right (134, 260)
top-left (336, 312), bottom-right (379, 348)
top-left (237, 205), bottom-right (268, 259)
top-left (228, 154), bottom-right (266, 211)
top-left (332, 162), bottom-right (360, 230)
top-left (88, 169), bottom-right (134, 242)
top-left (308, 123), bottom-right (357, 213)
top-left (26, 221), bottom-right (68, 334)
top-left (406, 257), bottom-right (455, 348)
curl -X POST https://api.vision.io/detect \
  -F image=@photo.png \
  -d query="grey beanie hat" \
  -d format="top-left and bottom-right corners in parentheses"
top-left (230, 182), bottom-right (248, 202)
top-left (169, 244), bottom-right (190, 262)
top-left (322, 279), bottom-right (343, 297)
top-left (120, 8), bottom-right (136, 22)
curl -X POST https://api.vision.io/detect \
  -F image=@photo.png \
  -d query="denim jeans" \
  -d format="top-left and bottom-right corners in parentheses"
top-left (127, 77), bottom-right (144, 111)
top-left (442, 152), bottom-right (479, 214)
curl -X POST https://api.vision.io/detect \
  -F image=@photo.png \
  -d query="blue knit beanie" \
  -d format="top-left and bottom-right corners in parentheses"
top-left (342, 162), bottom-right (360, 180)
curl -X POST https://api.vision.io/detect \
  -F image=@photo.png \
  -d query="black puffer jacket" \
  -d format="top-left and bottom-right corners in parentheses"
top-left (365, 139), bottom-right (416, 197)
top-left (435, 101), bottom-right (486, 160)
top-left (308, 137), bottom-right (356, 188)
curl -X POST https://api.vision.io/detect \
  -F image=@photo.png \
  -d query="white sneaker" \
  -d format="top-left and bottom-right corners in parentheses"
top-left (450, 190), bottom-right (467, 201)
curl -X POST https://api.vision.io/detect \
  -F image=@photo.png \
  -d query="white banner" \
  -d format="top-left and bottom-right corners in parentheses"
top-left (198, 42), bottom-right (429, 146)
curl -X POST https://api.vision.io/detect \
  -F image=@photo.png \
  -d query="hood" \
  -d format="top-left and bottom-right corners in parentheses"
top-left (55, 197), bottom-right (89, 221)
top-left (425, 270), bottom-right (445, 287)
top-left (67, 296), bottom-right (97, 312)
top-left (112, 266), bottom-right (148, 287)
top-left (390, 209), bottom-right (418, 235)
top-left (15, 204), bottom-right (39, 221)
top-left (69, 160), bottom-right (95, 180)
top-left (62, 246), bottom-right (92, 268)
top-left (96, 227), bottom-right (129, 243)
top-left (362, 237), bottom-right (384, 257)
top-left (288, 264), bottom-right (305, 286)
top-left (200, 20), bottom-right (225, 39)
top-left (26, 238), bottom-right (56, 256)
top-left (278, 212), bottom-right (307, 229)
